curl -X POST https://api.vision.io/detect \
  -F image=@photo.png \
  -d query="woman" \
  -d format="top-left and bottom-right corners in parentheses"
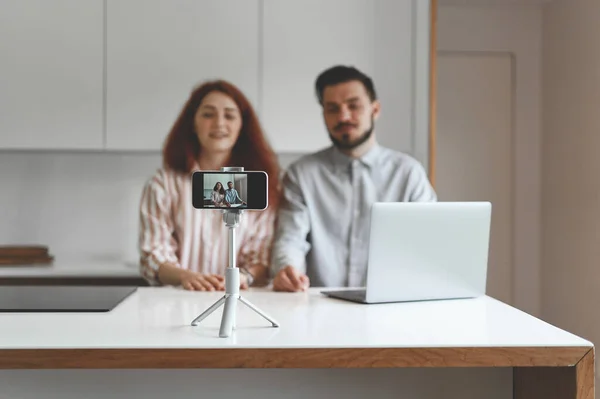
top-left (138, 80), bottom-right (280, 291)
top-left (211, 182), bottom-right (228, 207)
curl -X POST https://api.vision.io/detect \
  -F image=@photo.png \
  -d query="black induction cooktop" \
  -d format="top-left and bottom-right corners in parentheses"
top-left (0, 286), bottom-right (138, 312)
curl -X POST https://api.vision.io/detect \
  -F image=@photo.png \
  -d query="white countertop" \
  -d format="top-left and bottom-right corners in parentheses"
top-left (0, 258), bottom-right (140, 278)
top-left (0, 287), bottom-right (592, 349)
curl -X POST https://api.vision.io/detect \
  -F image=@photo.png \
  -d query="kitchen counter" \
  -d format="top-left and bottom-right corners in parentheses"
top-left (0, 258), bottom-right (146, 286)
top-left (0, 286), bottom-right (591, 353)
top-left (0, 287), bottom-right (594, 399)
top-left (0, 258), bottom-right (140, 277)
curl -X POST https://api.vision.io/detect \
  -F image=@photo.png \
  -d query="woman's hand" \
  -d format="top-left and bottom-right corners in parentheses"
top-left (240, 273), bottom-right (249, 290)
top-left (180, 271), bottom-right (225, 291)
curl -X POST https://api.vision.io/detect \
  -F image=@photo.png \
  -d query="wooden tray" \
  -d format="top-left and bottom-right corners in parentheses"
top-left (0, 257), bottom-right (54, 266)
top-left (0, 246), bottom-right (53, 266)
top-left (0, 246), bottom-right (49, 257)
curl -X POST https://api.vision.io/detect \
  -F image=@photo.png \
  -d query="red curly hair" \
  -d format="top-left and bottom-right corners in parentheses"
top-left (162, 80), bottom-right (281, 208)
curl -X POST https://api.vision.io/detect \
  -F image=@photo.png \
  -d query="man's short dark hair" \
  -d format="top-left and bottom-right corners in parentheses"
top-left (227, 181), bottom-right (233, 185)
top-left (315, 65), bottom-right (377, 105)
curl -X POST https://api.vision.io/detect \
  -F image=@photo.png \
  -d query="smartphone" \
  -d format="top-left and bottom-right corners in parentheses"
top-left (192, 171), bottom-right (268, 210)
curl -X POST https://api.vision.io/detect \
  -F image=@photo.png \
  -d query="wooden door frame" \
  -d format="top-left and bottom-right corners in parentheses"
top-left (428, 0), bottom-right (437, 187)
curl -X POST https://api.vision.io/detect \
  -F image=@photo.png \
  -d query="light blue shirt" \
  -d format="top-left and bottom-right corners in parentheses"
top-left (271, 143), bottom-right (437, 287)
top-left (225, 188), bottom-right (243, 204)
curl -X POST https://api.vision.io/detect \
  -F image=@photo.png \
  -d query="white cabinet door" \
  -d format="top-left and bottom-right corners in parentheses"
top-left (261, 0), bottom-right (430, 162)
top-left (105, 0), bottom-right (260, 151)
top-left (0, 0), bottom-right (104, 149)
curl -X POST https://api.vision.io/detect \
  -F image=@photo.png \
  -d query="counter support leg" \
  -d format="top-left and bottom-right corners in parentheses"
top-left (513, 348), bottom-right (594, 399)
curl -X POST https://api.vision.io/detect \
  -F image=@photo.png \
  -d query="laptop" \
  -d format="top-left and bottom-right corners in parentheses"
top-left (321, 201), bottom-right (491, 304)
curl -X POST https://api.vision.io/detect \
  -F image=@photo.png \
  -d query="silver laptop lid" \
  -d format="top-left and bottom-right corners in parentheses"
top-left (365, 202), bottom-right (491, 303)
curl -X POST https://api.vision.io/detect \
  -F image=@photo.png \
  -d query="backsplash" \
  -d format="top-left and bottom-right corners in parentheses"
top-left (0, 151), bottom-right (300, 265)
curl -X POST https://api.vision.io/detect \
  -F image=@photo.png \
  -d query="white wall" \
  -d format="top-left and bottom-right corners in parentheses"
top-left (437, 4), bottom-right (542, 316)
top-left (541, 0), bottom-right (600, 369)
top-left (0, 151), bottom-right (300, 265)
top-left (0, 151), bottom-right (158, 264)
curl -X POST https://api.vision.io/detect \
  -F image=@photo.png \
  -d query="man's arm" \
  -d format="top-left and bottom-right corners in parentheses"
top-left (407, 162), bottom-right (437, 202)
top-left (235, 189), bottom-right (245, 204)
top-left (270, 166), bottom-right (312, 277)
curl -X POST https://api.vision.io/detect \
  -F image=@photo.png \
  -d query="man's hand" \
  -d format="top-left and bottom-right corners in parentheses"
top-left (272, 265), bottom-right (310, 292)
top-left (180, 271), bottom-right (225, 291)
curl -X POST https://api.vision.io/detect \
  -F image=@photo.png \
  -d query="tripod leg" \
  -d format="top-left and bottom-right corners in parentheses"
top-left (238, 296), bottom-right (279, 327)
top-left (219, 295), bottom-right (238, 338)
top-left (190, 296), bottom-right (226, 326)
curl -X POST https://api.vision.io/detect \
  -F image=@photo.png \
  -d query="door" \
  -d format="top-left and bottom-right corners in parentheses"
top-left (435, 52), bottom-right (514, 304)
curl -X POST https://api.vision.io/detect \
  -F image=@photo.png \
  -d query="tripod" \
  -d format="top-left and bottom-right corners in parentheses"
top-left (190, 168), bottom-right (279, 338)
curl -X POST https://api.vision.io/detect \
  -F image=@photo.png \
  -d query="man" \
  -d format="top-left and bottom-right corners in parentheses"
top-left (224, 181), bottom-right (246, 206)
top-left (270, 65), bottom-right (437, 292)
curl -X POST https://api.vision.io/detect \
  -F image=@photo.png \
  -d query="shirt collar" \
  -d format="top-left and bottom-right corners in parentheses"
top-left (330, 142), bottom-right (383, 174)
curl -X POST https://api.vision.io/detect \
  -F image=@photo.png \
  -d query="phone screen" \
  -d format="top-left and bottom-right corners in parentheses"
top-left (192, 171), bottom-right (268, 210)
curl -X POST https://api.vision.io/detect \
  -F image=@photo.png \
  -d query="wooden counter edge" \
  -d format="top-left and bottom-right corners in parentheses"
top-left (0, 345), bottom-right (591, 369)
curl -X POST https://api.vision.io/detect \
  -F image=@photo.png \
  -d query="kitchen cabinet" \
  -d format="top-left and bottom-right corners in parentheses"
top-left (0, 0), bottom-right (104, 149)
top-left (203, 173), bottom-right (233, 189)
top-left (104, 0), bottom-right (260, 151)
top-left (0, 0), bottom-right (432, 166)
top-left (261, 0), bottom-right (432, 163)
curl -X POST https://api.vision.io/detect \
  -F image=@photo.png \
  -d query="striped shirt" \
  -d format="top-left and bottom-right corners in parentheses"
top-left (138, 168), bottom-right (276, 285)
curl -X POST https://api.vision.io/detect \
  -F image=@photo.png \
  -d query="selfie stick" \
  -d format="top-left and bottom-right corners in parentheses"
top-left (190, 166), bottom-right (279, 337)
